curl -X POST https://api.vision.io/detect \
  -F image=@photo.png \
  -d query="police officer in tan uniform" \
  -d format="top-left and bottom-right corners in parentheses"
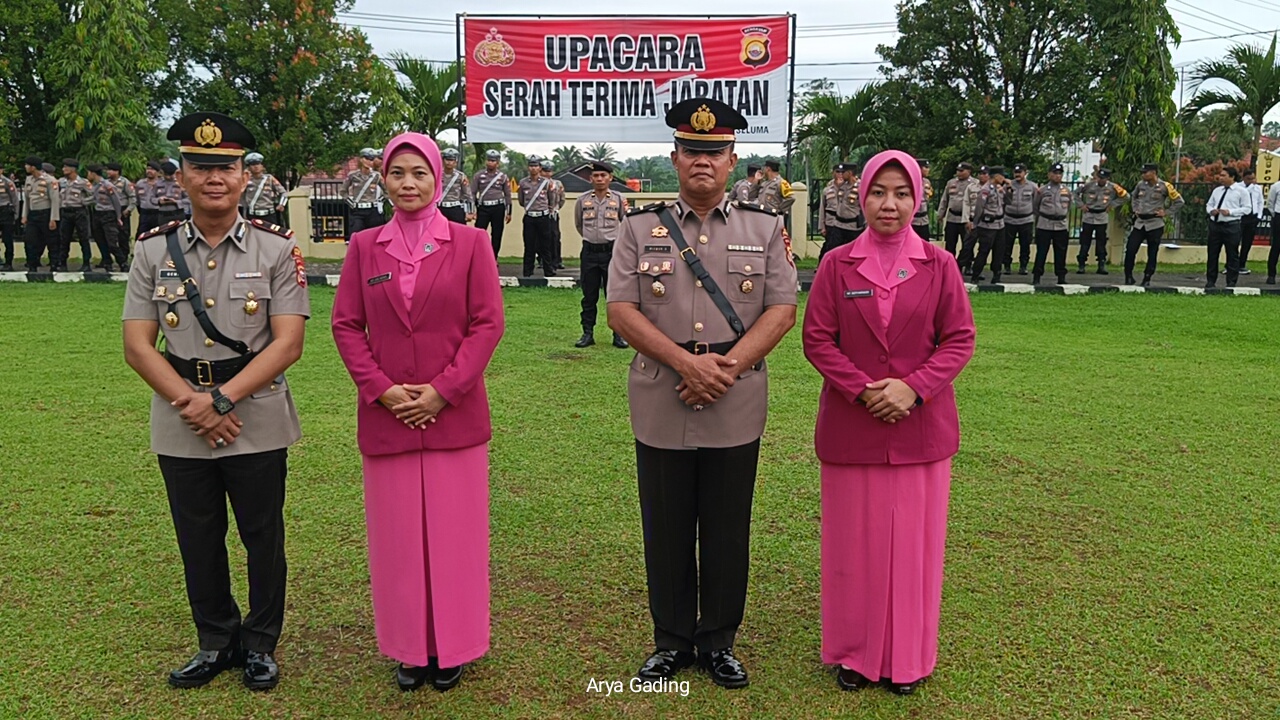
top-left (0, 164), bottom-right (18, 270)
top-left (938, 162), bottom-right (978, 259)
top-left (967, 166), bottom-right (1009, 284)
top-left (518, 156), bottom-right (557, 277)
top-left (1003, 163), bottom-right (1037, 275)
top-left (122, 112), bottom-right (309, 693)
top-left (344, 148), bottom-right (386, 239)
top-left (1124, 162), bottom-right (1185, 286)
top-left (59, 159), bottom-right (95, 271)
top-left (155, 161), bottom-right (186, 225)
top-left (241, 152), bottom-right (288, 227)
top-left (21, 156), bottom-right (60, 271)
top-left (574, 161), bottom-right (629, 348)
top-left (136, 162), bottom-right (163, 243)
top-left (731, 164), bottom-right (760, 203)
top-left (750, 159), bottom-right (794, 215)
top-left (911, 159), bottom-right (934, 241)
top-left (1073, 168), bottom-right (1128, 274)
top-left (818, 162), bottom-right (861, 259)
top-left (472, 149), bottom-right (511, 259)
top-left (1031, 162), bottom-right (1073, 285)
top-left (437, 148), bottom-right (474, 224)
top-left (86, 164), bottom-right (127, 271)
top-left (107, 162), bottom-right (136, 244)
top-left (608, 97), bottom-right (797, 690)
top-left (541, 158), bottom-right (567, 269)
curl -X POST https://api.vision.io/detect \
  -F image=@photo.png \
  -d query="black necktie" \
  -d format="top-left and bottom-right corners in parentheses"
top-left (1214, 187), bottom-right (1227, 222)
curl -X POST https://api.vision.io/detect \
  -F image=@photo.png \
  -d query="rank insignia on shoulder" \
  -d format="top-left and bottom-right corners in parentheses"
top-left (137, 220), bottom-right (184, 241)
top-left (731, 200), bottom-right (776, 215)
top-left (251, 218), bottom-right (294, 238)
top-left (627, 201), bottom-right (667, 216)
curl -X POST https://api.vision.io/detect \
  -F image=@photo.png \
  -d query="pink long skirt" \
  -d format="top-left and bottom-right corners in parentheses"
top-left (362, 443), bottom-right (491, 668)
top-left (820, 459), bottom-right (951, 684)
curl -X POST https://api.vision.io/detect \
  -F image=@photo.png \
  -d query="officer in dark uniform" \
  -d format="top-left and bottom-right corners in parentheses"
top-left (608, 97), bottom-right (798, 690)
top-left (122, 112), bottom-right (310, 692)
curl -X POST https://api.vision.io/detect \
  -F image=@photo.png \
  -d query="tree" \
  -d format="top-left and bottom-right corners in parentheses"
top-left (49, 0), bottom-right (166, 177)
top-left (795, 84), bottom-right (884, 163)
top-left (552, 145), bottom-right (584, 168)
top-left (1094, 0), bottom-right (1181, 186)
top-left (619, 155), bottom-right (677, 192)
top-left (387, 54), bottom-right (461, 139)
top-left (584, 143), bottom-right (618, 164)
top-left (877, 0), bottom-right (1100, 168)
top-left (0, 0), bottom-right (80, 161)
top-left (1265, 121), bottom-right (1280, 137)
top-left (467, 142), bottom-right (505, 174)
top-left (1183, 34), bottom-right (1280, 165)
top-left (181, 0), bottom-right (403, 187)
top-left (1174, 109), bottom-right (1252, 165)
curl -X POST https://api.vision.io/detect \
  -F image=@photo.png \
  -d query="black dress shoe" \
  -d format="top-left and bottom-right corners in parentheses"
top-left (612, 333), bottom-right (628, 349)
top-left (888, 677), bottom-right (926, 695)
top-left (575, 332), bottom-right (595, 348)
top-left (1031, 274), bottom-right (1041, 285)
top-left (242, 651), bottom-right (278, 691)
top-left (1141, 275), bottom-right (1152, 287)
top-left (636, 649), bottom-right (695, 680)
top-left (1125, 274), bottom-right (1135, 285)
top-left (991, 273), bottom-right (1001, 284)
top-left (432, 663), bottom-right (463, 692)
top-left (699, 648), bottom-right (749, 689)
top-left (835, 666), bottom-right (871, 691)
top-left (1018, 265), bottom-right (1028, 275)
top-left (0, 264), bottom-right (12, 271)
top-left (1266, 276), bottom-right (1276, 284)
top-left (1056, 275), bottom-right (1067, 285)
top-left (1097, 263), bottom-right (1109, 275)
top-left (969, 274), bottom-right (983, 283)
top-left (396, 663), bottom-right (430, 692)
top-left (169, 648), bottom-right (240, 688)
top-left (1204, 281), bottom-right (1216, 289)
top-left (1076, 263), bottom-right (1086, 273)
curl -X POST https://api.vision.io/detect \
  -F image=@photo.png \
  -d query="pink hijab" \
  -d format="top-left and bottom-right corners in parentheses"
top-left (856, 150), bottom-right (924, 269)
top-left (381, 132), bottom-right (447, 253)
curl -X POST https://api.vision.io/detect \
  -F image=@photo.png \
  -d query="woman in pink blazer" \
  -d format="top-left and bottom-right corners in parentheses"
top-left (803, 150), bottom-right (975, 695)
top-left (331, 132), bottom-right (504, 692)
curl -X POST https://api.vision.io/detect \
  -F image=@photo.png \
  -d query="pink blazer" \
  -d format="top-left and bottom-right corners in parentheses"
top-left (331, 220), bottom-right (504, 456)
top-left (803, 241), bottom-right (975, 465)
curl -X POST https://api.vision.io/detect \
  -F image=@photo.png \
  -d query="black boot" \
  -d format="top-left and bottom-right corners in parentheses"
top-left (1032, 273), bottom-right (1041, 285)
top-left (1077, 262), bottom-right (1086, 273)
top-left (612, 333), bottom-right (628, 349)
top-left (1141, 274), bottom-right (1152, 287)
top-left (1097, 261), bottom-right (1109, 275)
top-left (1018, 264), bottom-right (1028, 275)
top-left (1267, 275), bottom-right (1276, 285)
top-left (1125, 274), bottom-right (1135, 285)
top-left (1056, 274), bottom-right (1067, 285)
top-left (574, 331), bottom-right (595, 348)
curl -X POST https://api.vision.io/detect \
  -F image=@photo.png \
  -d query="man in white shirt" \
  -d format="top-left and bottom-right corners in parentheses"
top-left (1204, 166), bottom-right (1250, 288)
top-left (1265, 179), bottom-right (1280, 284)
top-left (1239, 170), bottom-right (1265, 274)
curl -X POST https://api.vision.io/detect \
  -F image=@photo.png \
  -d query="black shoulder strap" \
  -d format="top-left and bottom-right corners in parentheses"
top-left (165, 227), bottom-right (252, 355)
top-left (656, 207), bottom-right (746, 338)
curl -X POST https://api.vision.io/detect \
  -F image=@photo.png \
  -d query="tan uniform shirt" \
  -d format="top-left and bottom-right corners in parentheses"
top-left (1073, 181), bottom-right (1128, 225)
top-left (517, 176), bottom-right (554, 213)
top-left (0, 176), bottom-right (17, 215)
top-left (154, 177), bottom-right (184, 211)
top-left (438, 169), bottom-right (474, 213)
top-left (1005, 178), bottom-right (1038, 225)
top-left (136, 177), bottom-right (160, 210)
top-left (730, 178), bottom-right (754, 204)
top-left (60, 176), bottom-right (94, 209)
top-left (549, 179), bottom-right (566, 216)
top-left (751, 176), bottom-right (794, 214)
top-left (343, 169), bottom-right (383, 206)
top-left (975, 181), bottom-right (1008, 230)
top-left (575, 189), bottom-right (628, 243)
top-left (122, 218), bottom-right (311, 459)
top-left (472, 169), bottom-right (511, 209)
top-left (112, 176), bottom-right (137, 213)
top-left (938, 177), bottom-right (978, 224)
top-left (912, 176), bottom-right (934, 227)
top-left (818, 180), bottom-right (859, 232)
top-left (1033, 181), bottom-right (1073, 231)
top-left (92, 179), bottom-right (123, 220)
top-left (608, 197), bottom-right (798, 450)
top-left (23, 172), bottom-right (61, 222)
top-left (243, 173), bottom-right (287, 215)
top-left (1129, 179), bottom-right (1184, 231)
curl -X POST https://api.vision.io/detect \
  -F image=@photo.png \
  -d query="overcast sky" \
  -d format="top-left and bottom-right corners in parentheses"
top-left (344, 0), bottom-right (1280, 159)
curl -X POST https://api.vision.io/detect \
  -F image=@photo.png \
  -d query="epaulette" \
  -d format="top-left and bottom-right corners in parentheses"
top-left (137, 220), bottom-right (184, 241)
top-left (250, 217), bottom-right (295, 238)
top-left (731, 200), bottom-right (777, 216)
top-left (626, 201), bottom-right (668, 217)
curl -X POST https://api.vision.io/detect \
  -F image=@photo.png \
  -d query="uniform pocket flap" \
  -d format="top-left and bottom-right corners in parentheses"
top-left (630, 354), bottom-right (660, 379)
top-left (727, 256), bottom-right (765, 276)
top-left (229, 280), bottom-right (272, 300)
top-left (250, 375), bottom-right (288, 399)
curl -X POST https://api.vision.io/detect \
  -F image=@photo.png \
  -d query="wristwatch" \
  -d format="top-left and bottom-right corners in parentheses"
top-left (211, 388), bottom-right (235, 416)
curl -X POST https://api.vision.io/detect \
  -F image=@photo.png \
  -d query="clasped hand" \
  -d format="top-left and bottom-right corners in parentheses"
top-left (173, 392), bottom-right (243, 449)
top-left (859, 378), bottom-right (918, 424)
top-left (675, 353), bottom-right (738, 407)
top-left (381, 383), bottom-right (446, 428)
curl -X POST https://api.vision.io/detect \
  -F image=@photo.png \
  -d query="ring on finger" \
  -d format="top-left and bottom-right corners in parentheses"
top-left (215, 437), bottom-right (227, 447)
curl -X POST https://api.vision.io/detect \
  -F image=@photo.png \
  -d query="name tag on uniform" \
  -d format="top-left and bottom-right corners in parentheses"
top-left (234, 271), bottom-right (263, 279)
top-left (727, 245), bottom-right (764, 252)
top-left (845, 289), bottom-right (873, 298)
top-left (644, 245), bottom-right (671, 253)
top-left (158, 269), bottom-right (180, 278)
top-left (367, 272), bottom-right (392, 286)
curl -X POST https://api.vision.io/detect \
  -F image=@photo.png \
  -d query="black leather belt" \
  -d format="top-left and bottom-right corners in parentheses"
top-left (1007, 212), bottom-right (1032, 219)
top-left (981, 214), bottom-right (1004, 222)
top-left (947, 209), bottom-right (962, 215)
top-left (1135, 213), bottom-right (1157, 220)
top-left (676, 340), bottom-right (763, 370)
top-left (1039, 213), bottom-right (1066, 221)
top-left (167, 351), bottom-right (260, 387)
top-left (582, 241), bottom-right (614, 252)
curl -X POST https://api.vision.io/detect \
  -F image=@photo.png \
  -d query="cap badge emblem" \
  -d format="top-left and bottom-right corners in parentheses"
top-left (690, 105), bottom-right (716, 133)
top-left (194, 119), bottom-right (223, 147)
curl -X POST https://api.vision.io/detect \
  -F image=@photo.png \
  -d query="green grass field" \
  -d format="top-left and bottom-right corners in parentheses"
top-left (0, 285), bottom-right (1277, 719)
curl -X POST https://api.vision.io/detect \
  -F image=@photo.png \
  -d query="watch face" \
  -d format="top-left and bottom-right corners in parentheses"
top-left (213, 395), bottom-right (233, 413)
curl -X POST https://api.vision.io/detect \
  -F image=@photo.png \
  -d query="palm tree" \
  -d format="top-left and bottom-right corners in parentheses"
top-left (387, 53), bottom-right (461, 139)
top-left (795, 82), bottom-right (884, 162)
top-left (552, 145), bottom-right (584, 168)
top-left (1183, 34), bottom-right (1280, 164)
top-left (585, 143), bottom-right (618, 164)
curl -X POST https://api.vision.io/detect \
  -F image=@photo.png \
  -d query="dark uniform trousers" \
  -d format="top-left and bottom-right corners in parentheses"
top-left (60, 207), bottom-right (93, 267)
top-left (1267, 215), bottom-right (1280, 279)
top-left (23, 209), bottom-right (54, 269)
top-left (818, 227), bottom-right (856, 260)
top-left (968, 227), bottom-right (1005, 279)
top-left (159, 449), bottom-right (289, 654)
top-left (1124, 226), bottom-right (1163, 280)
top-left (636, 439), bottom-right (759, 653)
top-left (553, 217), bottom-right (564, 266)
top-left (943, 219), bottom-right (966, 256)
top-left (1033, 229), bottom-right (1070, 282)
top-left (522, 215), bottom-right (557, 276)
top-left (912, 218), bottom-right (931, 242)
top-left (346, 207), bottom-right (386, 240)
top-left (93, 213), bottom-right (128, 268)
top-left (475, 204), bottom-right (506, 260)
top-left (1240, 214), bottom-right (1257, 267)
top-left (0, 213), bottom-right (15, 266)
top-left (1003, 220), bottom-right (1033, 270)
top-left (137, 210), bottom-right (159, 239)
top-left (1077, 222), bottom-right (1109, 266)
top-left (579, 241), bottom-right (613, 330)
top-left (439, 205), bottom-right (467, 225)
top-left (1205, 220), bottom-right (1241, 286)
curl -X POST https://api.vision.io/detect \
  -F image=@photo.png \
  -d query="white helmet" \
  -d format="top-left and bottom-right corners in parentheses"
top-left (244, 152), bottom-right (265, 164)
